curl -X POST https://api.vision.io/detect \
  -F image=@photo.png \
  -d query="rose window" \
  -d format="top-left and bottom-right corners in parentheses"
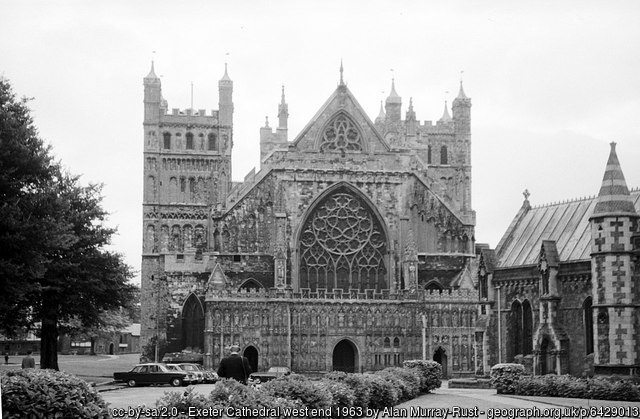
top-left (299, 189), bottom-right (387, 291)
top-left (319, 114), bottom-right (363, 152)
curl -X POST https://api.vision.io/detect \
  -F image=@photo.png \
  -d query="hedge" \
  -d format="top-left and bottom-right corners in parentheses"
top-left (0, 369), bottom-right (110, 418)
top-left (514, 375), bottom-right (640, 401)
top-left (490, 363), bottom-right (525, 394)
top-left (402, 359), bottom-right (442, 393)
top-left (154, 361), bottom-right (441, 418)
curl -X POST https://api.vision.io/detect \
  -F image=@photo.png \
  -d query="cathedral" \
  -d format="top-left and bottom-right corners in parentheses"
top-left (140, 63), bottom-right (639, 377)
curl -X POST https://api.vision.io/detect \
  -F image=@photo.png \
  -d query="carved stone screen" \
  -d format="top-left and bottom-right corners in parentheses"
top-left (319, 113), bottom-right (363, 152)
top-left (299, 188), bottom-right (387, 291)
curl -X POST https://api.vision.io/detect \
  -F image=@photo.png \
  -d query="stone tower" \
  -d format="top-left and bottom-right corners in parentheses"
top-left (140, 62), bottom-right (233, 358)
top-left (589, 142), bottom-right (640, 375)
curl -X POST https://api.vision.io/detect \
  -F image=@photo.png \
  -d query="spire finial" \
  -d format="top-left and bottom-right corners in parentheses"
top-left (145, 52), bottom-right (159, 79)
top-left (523, 189), bottom-right (530, 201)
top-left (339, 60), bottom-right (344, 85)
top-left (265, 116), bottom-right (269, 128)
top-left (220, 61), bottom-right (231, 82)
top-left (281, 85), bottom-right (286, 103)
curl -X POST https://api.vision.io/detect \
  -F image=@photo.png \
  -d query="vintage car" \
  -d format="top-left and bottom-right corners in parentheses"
top-left (169, 363), bottom-right (206, 384)
top-left (248, 366), bottom-right (291, 383)
top-left (113, 363), bottom-right (196, 387)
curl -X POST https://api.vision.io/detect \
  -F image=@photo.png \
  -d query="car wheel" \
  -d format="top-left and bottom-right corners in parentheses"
top-left (127, 379), bottom-right (137, 387)
top-left (170, 378), bottom-right (182, 387)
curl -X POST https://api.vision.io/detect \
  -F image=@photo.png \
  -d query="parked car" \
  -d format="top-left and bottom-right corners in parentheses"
top-left (201, 367), bottom-right (219, 383)
top-left (113, 363), bottom-right (196, 387)
top-left (171, 363), bottom-right (206, 384)
top-left (248, 366), bottom-right (291, 383)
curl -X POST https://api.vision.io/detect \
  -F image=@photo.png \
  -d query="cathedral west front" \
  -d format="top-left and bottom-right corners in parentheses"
top-left (140, 63), bottom-right (639, 378)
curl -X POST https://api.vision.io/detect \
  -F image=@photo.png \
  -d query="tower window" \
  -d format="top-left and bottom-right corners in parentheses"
top-left (208, 133), bottom-right (218, 151)
top-left (427, 145), bottom-right (432, 164)
top-left (186, 132), bottom-right (194, 150)
top-left (440, 145), bottom-right (448, 164)
top-left (163, 132), bottom-right (171, 149)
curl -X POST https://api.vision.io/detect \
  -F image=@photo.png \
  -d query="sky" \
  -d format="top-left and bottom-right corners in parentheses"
top-left (2, 1), bottom-right (640, 285)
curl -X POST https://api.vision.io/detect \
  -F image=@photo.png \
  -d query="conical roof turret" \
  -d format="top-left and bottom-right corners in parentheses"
top-left (220, 63), bottom-right (232, 82)
top-left (144, 61), bottom-right (159, 81)
top-left (375, 100), bottom-right (385, 122)
top-left (456, 81), bottom-right (467, 99)
top-left (386, 78), bottom-right (401, 104)
top-left (592, 142), bottom-right (638, 218)
top-left (439, 100), bottom-right (452, 122)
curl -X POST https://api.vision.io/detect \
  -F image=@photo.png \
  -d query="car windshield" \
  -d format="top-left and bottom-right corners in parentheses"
top-left (268, 367), bottom-right (288, 373)
top-left (180, 365), bottom-right (196, 371)
top-left (166, 365), bottom-right (181, 371)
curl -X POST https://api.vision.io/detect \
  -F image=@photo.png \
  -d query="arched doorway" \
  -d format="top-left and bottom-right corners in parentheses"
top-left (433, 347), bottom-right (447, 377)
top-left (332, 339), bottom-right (358, 373)
top-left (244, 346), bottom-right (259, 373)
top-left (109, 343), bottom-right (114, 355)
top-left (539, 337), bottom-right (555, 375)
top-left (182, 294), bottom-right (204, 351)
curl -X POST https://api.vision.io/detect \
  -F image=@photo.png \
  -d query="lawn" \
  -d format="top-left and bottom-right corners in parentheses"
top-left (1, 353), bottom-right (140, 384)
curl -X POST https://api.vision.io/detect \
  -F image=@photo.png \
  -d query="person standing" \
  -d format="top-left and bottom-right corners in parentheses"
top-left (21, 350), bottom-right (35, 369)
top-left (217, 344), bottom-right (251, 383)
top-left (4, 353), bottom-right (9, 365)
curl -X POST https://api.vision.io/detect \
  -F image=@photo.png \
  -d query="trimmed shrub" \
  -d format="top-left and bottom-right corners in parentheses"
top-left (153, 387), bottom-right (210, 419)
top-left (360, 373), bottom-right (399, 409)
top-left (588, 377), bottom-right (640, 401)
top-left (490, 363), bottom-right (525, 394)
top-left (375, 367), bottom-right (420, 401)
top-left (1, 369), bottom-right (109, 418)
top-left (325, 371), bottom-right (371, 409)
top-left (402, 359), bottom-right (442, 393)
top-left (262, 374), bottom-right (333, 411)
top-left (512, 374), bottom-right (639, 401)
top-left (208, 378), bottom-right (303, 419)
top-left (319, 379), bottom-right (356, 418)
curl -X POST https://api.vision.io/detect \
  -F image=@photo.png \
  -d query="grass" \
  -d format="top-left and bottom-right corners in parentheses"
top-left (1, 353), bottom-right (141, 384)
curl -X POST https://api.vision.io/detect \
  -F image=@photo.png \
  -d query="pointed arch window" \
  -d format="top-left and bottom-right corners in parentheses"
top-left (440, 145), bottom-right (448, 164)
top-left (186, 132), bottom-right (194, 150)
top-left (299, 186), bottom-right (387, 291)
top-left (163, 132), bottom-right (171, 149)
top-left (427, 145), bottom-right (432, 164)
top-left (319, 113), bottom-right (363, 152)
top-left (584, 297), bottom-right (594, 354)
top-left (509, 300), bottom-right (523, 360)
top-left (522, 300), bottom-right (533, 355)
top-left (208, 133), bottom-right (218, 151)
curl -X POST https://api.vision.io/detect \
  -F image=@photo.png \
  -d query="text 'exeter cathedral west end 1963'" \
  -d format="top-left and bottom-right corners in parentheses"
top-left (140, 63), bottom-right (639, 377)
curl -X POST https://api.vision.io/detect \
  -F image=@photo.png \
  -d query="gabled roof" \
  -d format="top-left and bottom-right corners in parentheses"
top-left (496, 190), bottom-right (640, 268)
top-left (291, 84), bottom-right (391, 152)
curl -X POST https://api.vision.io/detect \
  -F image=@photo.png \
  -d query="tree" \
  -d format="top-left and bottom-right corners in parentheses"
top-left (0, 78), bottom-right (135, 370)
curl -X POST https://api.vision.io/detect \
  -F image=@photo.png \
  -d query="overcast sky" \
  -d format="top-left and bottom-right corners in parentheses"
top-left (2, 1), bottom-right (640, 285)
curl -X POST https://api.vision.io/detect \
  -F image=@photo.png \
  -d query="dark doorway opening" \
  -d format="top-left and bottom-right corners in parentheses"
top-left (540, 337), bottom-right (555, 375)
top-left (182, 294), bottom-right (204, 351)
top-left (332, 339), bottom-right (357, 373)
top-left (433, 347), bottom-right (448, 377)
top-left (109, 343), bottom-right (114, 355)
top-left (244, 346), bottom-right (259, 373)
